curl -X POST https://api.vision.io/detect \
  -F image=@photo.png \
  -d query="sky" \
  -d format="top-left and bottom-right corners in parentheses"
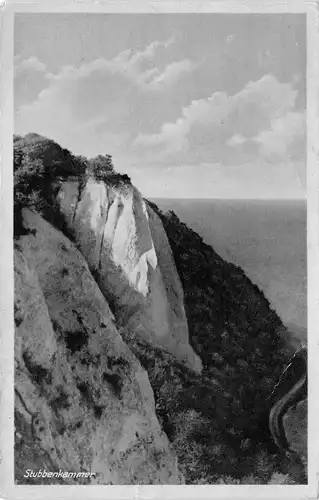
top-left (14, 13), bottom-right (306, 199)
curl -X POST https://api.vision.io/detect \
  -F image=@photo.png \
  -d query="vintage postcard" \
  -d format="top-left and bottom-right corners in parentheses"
top-left (1, 1), bottom-right (319, 499)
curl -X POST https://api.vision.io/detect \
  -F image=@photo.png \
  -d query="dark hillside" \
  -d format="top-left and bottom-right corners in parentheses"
top-left (139, 200), bottom-right (301, 483)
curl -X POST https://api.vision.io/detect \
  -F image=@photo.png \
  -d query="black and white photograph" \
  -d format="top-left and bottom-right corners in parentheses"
top-left (1, 1), bottom-right (319, 498)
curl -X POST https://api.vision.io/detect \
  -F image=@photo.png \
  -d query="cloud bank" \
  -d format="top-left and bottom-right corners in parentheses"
top-left (15, 38), bottom-right (199, 158)
top-left (14, 20), bottom-right (306, 198)
top-left (135, 74), bottom-right (305, 165)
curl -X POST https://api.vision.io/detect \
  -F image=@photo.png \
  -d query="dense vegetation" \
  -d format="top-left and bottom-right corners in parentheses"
top-left (14, 133), bottom-right (130, 236)
top-left (14, 134), bottom-right (305, 484)
top-left (150, 202), bottom-right (291, 432)
top-left (128, 335), bottom-right (300, 484)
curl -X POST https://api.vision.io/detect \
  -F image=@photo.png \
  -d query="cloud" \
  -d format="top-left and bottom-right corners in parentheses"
top-left (134, 74), bottom-right (302, 164)
top-left (148, 59), bottom-right (198, 88)
top-left (16, 86), bottom-right (129, 159)
top-left (115, 39), bottom-right (197, 89)
top-left (126, 37), bottom-right (174, 66)
top-left (15, 39), bottom-right (199, 157)
top-left (14, 55), bottom-right (49, 110)
top-left (252, 111), bottom-right (306, 160)
top-left (227, 134), bottom-right (248, 147)
top-left (43, 37), bottom-right (195, 91)
top-left (14, 55), bottom-right (47, 76)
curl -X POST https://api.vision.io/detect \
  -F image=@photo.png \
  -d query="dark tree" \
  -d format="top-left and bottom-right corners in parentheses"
top-left (88, 154), bottom-right (115, 180)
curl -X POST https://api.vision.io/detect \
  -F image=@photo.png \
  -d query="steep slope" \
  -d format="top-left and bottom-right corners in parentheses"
top-left (152, 203), bottom-right (291, 396)
top-left (14, 209), bottom-right (183, 485)
top-left (137, 202), bottom-right (306, 483)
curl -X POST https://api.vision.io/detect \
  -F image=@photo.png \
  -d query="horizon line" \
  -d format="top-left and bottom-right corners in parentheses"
top-left (149, 197), bottom-right (307, 202)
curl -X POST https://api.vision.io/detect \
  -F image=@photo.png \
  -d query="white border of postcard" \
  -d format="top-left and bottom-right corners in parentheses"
top-left (1, 1), bottom-right (318, 499)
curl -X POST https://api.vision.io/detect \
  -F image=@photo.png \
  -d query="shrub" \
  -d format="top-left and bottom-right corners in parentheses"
top-left (87, 154), bottom-right (115, 180)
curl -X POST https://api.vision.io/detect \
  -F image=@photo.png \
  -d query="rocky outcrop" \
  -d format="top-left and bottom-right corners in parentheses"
top-left (56, 178), bottom-right (202, 373)
top-left (14, 209), bottom-right (183, 485)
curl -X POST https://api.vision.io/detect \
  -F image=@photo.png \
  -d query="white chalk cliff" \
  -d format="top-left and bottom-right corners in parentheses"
top-left (56, 178), bottom-right (202, 373)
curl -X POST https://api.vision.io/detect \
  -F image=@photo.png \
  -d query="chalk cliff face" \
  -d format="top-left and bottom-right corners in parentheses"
top-left (14, 209), bottom-right (183, 485)
top-left (56, 178), bottom-right (202, 373)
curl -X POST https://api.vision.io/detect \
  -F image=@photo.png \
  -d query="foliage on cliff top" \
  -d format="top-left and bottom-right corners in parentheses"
top-left (14, 133), bottom-right (87, 178)
top-left (14, 133), bottom-right (131, 235)
top-left (14, 134), bottom-right (131, 209)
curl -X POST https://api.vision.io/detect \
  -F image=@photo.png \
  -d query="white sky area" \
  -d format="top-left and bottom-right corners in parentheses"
top-left (14, 14), bottom-right (306, 199)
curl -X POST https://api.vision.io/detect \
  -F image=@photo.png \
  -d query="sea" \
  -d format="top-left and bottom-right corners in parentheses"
top-left (152, 198), bottom-right (307, 335)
